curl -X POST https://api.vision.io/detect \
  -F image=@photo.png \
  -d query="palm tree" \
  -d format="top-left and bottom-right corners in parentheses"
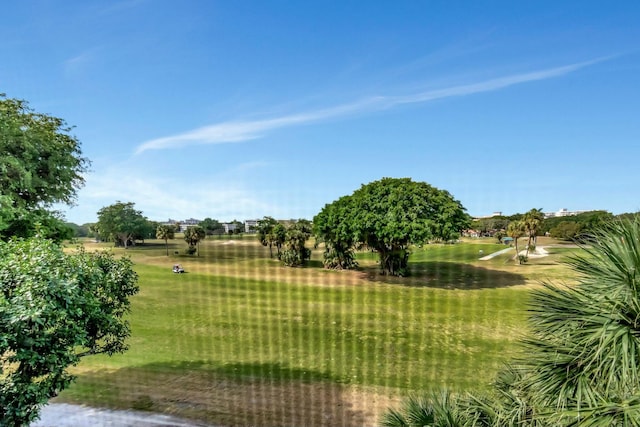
top-left (381, 390), bottom-right (470, 427)
top-left (257, 216), bottom-right (278, 258)
top-left (156, 224), bottom-right (175, 256)
top-left (184, 225), bottom-right (206, 256)
top-left (523, 209), bottom-right (544, 258)
top-left (381, 220), bottom-right (640, 426)
top-left (507, 220), bottom-right (526, 264)
top-left (518, 219), bottom-right (640, 425)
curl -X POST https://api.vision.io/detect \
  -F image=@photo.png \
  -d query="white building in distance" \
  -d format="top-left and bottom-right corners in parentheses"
top-left (543, 208), bottom-right (590, 219)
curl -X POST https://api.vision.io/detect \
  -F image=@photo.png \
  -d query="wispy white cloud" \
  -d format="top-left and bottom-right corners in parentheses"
top-left (135, 58), bottom-right (606, 154)
top-left (63, 51), bottom-right (94, 74)
top-left (61, 162), bottom-right (281, 223)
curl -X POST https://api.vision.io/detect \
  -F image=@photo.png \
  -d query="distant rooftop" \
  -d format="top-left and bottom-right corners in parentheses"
top-left (543, 208), bottom-right (590, 218)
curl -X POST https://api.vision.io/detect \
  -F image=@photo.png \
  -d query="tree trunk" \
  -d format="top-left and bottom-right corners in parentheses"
top-left (525, 233), bottom-right (534, 258)
top-left (379, 247), bottom-right (410, 276)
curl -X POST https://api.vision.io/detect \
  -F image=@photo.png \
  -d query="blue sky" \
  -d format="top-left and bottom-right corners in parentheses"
top-left (3, 1), bottom-right (640, 224)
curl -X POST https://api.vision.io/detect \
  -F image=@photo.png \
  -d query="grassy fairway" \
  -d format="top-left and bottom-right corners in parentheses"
top-left (58, 237), bottom-right (578, 426)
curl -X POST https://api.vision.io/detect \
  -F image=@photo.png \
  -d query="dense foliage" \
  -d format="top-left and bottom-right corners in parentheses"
top-left (280, 219), bottom-right (312, 267)
top-left (94, 201), bottom-right (151, 248)
top-left (184, 225), bottom-right (206, 255)
top-left (541, 210), bottom-right (613, 240)
top-left (315, 178), bottom-right (469, 276)
top-left (313, 194), bottom-right (358, 270)
top-left (383, 219), bottom-right (640, 426)
top-left (0, 95), bottom-right (89, 241)
top-left (0, 237), bottom-right (139, 426)
top-left (257, 216), bottom-right (286, 258)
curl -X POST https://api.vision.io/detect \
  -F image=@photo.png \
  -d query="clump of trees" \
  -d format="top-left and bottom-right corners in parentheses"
top-left (184, 225), bottom-right (206, 255)
top-left (257, 216), bottom-right (286, 259)
top-left (383, 219), bottom-right (640, 426)
top-left (314, 178), bottom-right (469, 276)
top-left (280, 219), bottom-right (312, 267)
top-left (542, 210), bottom-right (614, 241)
top-left (199, 217), bottom-right (224, 235)
top-left (93, 202), bottom-right (155, 248)
top-left (257, 217), bottom-right (312, 267)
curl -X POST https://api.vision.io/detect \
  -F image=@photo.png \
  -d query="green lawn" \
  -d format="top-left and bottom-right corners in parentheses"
top-left (57, 237), bottom-right (579, 425)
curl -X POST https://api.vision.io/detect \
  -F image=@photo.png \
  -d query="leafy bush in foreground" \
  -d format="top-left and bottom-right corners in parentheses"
top-left (0, 238), bottom-right (139, 426)
top-left (382, 219), bottom-right (640, 426)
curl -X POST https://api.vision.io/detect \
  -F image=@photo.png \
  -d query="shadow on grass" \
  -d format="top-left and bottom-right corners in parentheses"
top-left (125, 242), bottom-right (169, 249)
top-left (64, 360), bottom-right (373, 427)
top-left (362, 261), bottom-right (526, 289)
top-left (305, 260), bottom-right (324, 269)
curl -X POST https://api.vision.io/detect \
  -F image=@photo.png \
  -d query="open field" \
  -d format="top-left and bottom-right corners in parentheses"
top-left (56, 236), bottom-right (581, 426)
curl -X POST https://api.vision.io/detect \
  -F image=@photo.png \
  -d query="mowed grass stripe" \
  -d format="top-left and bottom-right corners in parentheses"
top-left (70, 259), bottom-right (528, 393)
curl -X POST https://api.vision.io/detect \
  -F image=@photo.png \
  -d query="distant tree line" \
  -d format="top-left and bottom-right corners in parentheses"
top-left (471, 210), bottom-right (633, 242)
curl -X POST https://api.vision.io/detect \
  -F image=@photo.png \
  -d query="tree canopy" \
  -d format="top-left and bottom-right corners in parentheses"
top-left (280, 219), bottom-right (312, 267)
top-left (314, 178), bottom-right (470, 276)
top-left (313, 194), bottom-right (358, 270)
top-left (0, 95), bottom-right (89, 240)
top-left (542, 210), bottom-right (614, 241)
top-left (257, 216), bottom-right (286, 258)
top-left (94, 202), bottom-right (150, 248)
top-left (0, 237), bottom-right (139, 426)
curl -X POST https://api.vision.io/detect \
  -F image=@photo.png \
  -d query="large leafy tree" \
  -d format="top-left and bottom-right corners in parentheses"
top-left (0, 237), bottom-right (139, 426)
top-left (313, 195), bottom-right (358, 270)
top-left (314, 178), bottom-right (469, 276)
top-left (94, 201), bottom-right (149, 249)
top-left (0, 95), bottom-right (89, 240)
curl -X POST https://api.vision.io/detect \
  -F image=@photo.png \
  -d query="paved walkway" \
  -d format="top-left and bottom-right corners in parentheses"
top-left (478, 246), bottom-right (550, 261)
top-left (32, 404), bottom-right (213, 427)
top-left (478, 247), bottom-right (513, 260)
